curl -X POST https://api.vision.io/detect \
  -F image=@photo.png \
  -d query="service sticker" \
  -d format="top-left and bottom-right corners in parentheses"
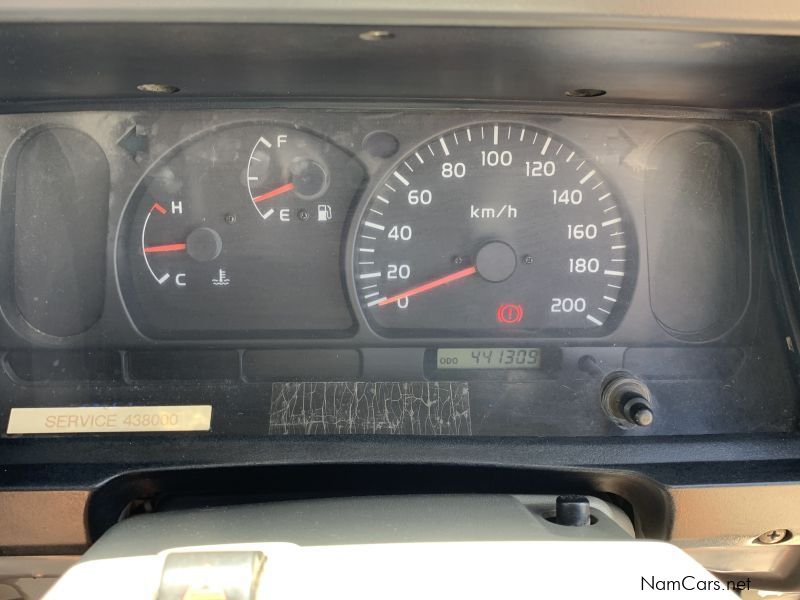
top-left (6, 405), bottom-right (212, 434)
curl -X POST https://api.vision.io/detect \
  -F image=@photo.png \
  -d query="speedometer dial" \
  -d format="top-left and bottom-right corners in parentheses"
top-left (352, 122), bottom-right (632, 335)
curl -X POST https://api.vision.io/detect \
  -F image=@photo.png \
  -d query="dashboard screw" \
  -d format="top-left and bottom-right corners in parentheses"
top-left (224, 214), bottom-right (237, 224)
top-left (359, 30), bottom-right (394, 42)
top-left (757, 529), bottom-right (790, 544)
top-left (565, 88), bottom-right (606, 98)
top-left (136, 83), bottom-right (179, 94)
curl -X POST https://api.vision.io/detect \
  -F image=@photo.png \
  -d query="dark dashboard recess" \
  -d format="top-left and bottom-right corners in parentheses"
top-left (8, 127), bottom-right (109, 338)
top-left (644, 129), bottom-right (750, 340)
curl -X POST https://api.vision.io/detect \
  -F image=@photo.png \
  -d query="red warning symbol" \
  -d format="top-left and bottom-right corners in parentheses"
top-left (497, 304), bottom-right (524, 324)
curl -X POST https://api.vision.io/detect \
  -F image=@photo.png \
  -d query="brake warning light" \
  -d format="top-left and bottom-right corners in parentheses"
top-left (497, 304), bottom-right (524, 324)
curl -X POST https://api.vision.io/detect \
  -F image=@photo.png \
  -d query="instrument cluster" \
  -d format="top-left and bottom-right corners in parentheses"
top-left (116, 116), bottom-right (637, 340)
top-left (0, 105), bottom-right (793, 438)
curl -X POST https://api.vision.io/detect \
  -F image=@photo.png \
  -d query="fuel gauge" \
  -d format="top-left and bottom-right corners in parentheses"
top-left (118, 123), bottom-right (364, 339)
top-left (247, 135), bottom-right (331, 219)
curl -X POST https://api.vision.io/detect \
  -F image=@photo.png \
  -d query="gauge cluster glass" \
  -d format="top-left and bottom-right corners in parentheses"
top-left (0, 107), bottom-right (791, 440)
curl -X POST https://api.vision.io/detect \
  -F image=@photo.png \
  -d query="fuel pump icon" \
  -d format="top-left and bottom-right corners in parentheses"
top-left (317, 204), bottom-right (332, 222)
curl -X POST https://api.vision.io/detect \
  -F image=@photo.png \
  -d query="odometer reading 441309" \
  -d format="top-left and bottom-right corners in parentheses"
top-left (353, 122), bottom-right (631, 335)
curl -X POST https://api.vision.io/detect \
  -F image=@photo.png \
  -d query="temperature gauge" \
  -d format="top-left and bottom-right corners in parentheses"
top-left (119, 123), bottom-right (364, 338)
top-left (141, 203), bottom-right (225, 289)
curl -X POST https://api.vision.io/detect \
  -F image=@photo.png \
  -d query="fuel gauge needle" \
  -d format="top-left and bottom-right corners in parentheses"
top-left (144, 243), bottom-right (187, 253)
top-left (378, 265), bottom-right (477, 306)
top-left (253, 182), bottom-right (295, 203)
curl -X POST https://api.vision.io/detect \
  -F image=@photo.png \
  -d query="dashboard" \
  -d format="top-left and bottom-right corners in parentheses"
top-left (3, 10), bottom-right (800, 597)
top-left (0, 106), bottom-right (794, 438)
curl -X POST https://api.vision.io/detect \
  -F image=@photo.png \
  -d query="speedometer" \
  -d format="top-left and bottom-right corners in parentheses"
top-left (352, 122), bottom-right (633, 335)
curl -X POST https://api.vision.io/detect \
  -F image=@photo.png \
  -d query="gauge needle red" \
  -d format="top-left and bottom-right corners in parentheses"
top-left (144, 243), bottom-right (187, 253)
top-left (378, 266), bottom-right (477, 306)
top-left (253, 182), bottom-right (295, 203)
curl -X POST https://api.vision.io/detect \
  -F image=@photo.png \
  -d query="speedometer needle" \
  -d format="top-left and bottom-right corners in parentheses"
top-left (253, 182), bottom-right (295, 203)
top-left (378, 266), bottom-right (477, 306)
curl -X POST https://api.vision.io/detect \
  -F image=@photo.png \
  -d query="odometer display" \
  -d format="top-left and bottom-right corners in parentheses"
top-left (353, 122), bottom-right (631, 335)
top-left (437, 348), bottom-right (541, 370)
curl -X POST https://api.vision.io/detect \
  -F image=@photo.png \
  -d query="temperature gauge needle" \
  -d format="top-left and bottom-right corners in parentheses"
top-left (144, 243), bottom-right (187, 253)
top-left (378, 265), bottom-right (477, 306)
top-left (253, 182), bottom-right (295, 203)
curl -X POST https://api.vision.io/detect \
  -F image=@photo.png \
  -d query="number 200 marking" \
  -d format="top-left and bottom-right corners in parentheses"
top-left (551, 298), bottom-right (586, 313)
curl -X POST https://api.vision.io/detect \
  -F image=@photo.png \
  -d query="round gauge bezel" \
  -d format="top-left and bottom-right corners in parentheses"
top-left (115, 120), bottom-right (362, 340)
top-left (345, 120), bottom-right (638, 340)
